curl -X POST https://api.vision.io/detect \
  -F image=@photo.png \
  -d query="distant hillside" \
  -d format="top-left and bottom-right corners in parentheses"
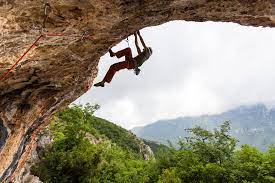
top-left (132, 104), bottom-right (275, 151)
top-left (92, 117), bottom-right (153, 158)
top-left (92, 117), bottom-right (165, 154)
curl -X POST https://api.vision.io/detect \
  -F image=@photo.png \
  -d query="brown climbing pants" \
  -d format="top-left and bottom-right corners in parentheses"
top-left (103, 48), bottom-right (136, 83)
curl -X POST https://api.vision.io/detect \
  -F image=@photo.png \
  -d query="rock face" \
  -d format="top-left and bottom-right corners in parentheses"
top-left (0, 0), bottom-right (275, 181)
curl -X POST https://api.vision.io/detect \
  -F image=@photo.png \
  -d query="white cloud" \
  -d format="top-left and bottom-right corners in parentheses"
top-left (75, 21), bottom-right (275, 129)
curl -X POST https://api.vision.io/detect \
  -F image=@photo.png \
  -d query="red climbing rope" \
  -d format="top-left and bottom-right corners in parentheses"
top-left (0, 34), bottom-right (44, 82)
top-left (0, 32), bottom-right (94, 82)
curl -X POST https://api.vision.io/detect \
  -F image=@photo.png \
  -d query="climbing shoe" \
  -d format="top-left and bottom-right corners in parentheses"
top-left (94, 81), bottom-right (105, 87)
top-left (134, 68), bottom-right (141, 75)
top-left (109, 49), bottom-right (115, 57)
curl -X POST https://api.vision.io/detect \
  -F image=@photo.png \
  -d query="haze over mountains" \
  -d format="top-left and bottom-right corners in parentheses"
top-left (132, 104), bottom-right (275, 151)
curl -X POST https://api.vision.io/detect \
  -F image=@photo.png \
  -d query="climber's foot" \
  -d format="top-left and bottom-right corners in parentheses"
top-left (94, 81), bottom-right (105, 87)
top-left (134, 68), bottom-right (141, 75)
top-left (109, 49), bottom-right (115, 57)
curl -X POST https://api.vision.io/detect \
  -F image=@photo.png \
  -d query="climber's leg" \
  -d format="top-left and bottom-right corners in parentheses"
top-left (109, 48), bottom-right (133, 61)
top-left (103, 61), bottom-right (129, 83)
top-left (94, 60), bottom-right (136, 87)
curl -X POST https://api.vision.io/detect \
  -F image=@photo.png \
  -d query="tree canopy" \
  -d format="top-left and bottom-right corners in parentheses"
top-left (32, 104), bottom-right (275, 183)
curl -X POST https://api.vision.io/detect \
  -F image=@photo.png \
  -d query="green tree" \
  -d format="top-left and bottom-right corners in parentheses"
top-left (32, 106), bottom-right (275, 183)
top-left (154, 122), bottom-right (238, 183)
top-left (181, 121), bottom-right (237, 164)
top-left (157, 168), bottom-right (181, 183)
top-left (231, 145), bottom-right (275, 183)
top-left (32, 104), bottom-right (150, 183)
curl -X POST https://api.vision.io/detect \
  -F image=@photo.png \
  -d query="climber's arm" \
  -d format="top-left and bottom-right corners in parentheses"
top-left (137, 30), bottom-right (147, 49)
top-left (134, 33), bottom-right (142, 54)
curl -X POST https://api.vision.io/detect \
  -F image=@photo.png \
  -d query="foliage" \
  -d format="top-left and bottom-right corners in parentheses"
top-left (150, 121), bottom-right (275, 183)
top-left (32, 104), bottom-right (150, 183)
top-left (91, 117), bottom-right (141, 155)
top-left (32, 104), bottom-right (275, 183)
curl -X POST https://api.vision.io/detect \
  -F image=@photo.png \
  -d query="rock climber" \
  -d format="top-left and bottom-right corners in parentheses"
top-left (94, 30), bottom-right (153, 87)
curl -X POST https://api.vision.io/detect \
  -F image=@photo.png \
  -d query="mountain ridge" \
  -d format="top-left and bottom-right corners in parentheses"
top-left (132, 103), bottom-right (275, 150)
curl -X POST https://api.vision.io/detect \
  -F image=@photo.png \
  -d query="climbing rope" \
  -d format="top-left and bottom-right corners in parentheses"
top-left (0, 35), bottom-right (44, 82)
top-left (0, 32), bottom-right (94, 82)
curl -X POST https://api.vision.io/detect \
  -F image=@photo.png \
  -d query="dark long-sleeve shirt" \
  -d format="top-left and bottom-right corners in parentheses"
top-left (134, 47), bottom-right (151, 67)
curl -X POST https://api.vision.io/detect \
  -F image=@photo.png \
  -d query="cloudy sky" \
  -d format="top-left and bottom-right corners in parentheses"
top-left (75, 21), bottom-right (275, 129)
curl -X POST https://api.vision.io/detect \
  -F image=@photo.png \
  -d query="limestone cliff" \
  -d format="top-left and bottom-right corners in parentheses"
top-left (1, 0), bottom-right (275, 181)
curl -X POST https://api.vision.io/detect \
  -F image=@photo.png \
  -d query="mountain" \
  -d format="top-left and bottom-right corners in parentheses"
top-left (132, 104), bottom-right (275, 151)
top-left (91, 117), bottom-right (153, 159)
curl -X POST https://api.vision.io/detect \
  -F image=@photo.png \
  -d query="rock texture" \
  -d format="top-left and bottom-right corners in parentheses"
top-left (1, 0), bottom-right (275, 181)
